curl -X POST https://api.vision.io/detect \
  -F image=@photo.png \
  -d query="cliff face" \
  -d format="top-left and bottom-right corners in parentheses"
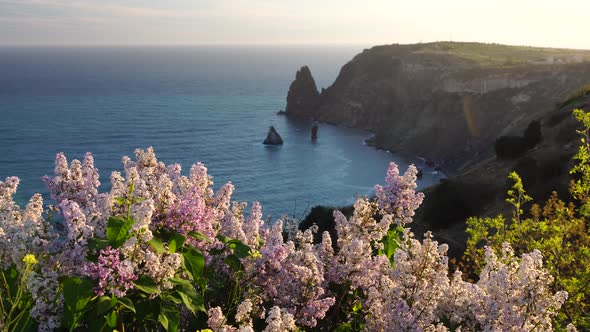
top-left (286, 42), bottom-right (590, 173)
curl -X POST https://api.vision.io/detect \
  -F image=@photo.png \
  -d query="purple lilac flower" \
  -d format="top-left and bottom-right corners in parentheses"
top-left (85, 246), bottom-right (137, 297)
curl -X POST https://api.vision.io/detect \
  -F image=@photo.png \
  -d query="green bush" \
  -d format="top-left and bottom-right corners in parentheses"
top-left (494, 135), bottom-right (529, 159)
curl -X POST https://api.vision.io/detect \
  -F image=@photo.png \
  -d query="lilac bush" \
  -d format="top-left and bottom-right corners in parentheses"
top-left (0, 149), bottom-right (570, 331)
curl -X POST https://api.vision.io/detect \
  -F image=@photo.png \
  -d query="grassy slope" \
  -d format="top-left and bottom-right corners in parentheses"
top-left (416, 41), bottom-right (590, 66)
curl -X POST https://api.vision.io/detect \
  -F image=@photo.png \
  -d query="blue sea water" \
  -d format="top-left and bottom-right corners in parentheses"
top-left (0, 45), bottom-right (441, 220)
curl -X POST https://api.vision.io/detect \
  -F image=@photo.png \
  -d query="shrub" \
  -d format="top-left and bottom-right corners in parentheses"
top-left (523, 120), bottom-right (542, 148)
top-left (494, 135), bottom-right (529, 158)
top-left (0, 149), bottom-right (575, 330)
top-left (464, 109), bottom-right (590, 330)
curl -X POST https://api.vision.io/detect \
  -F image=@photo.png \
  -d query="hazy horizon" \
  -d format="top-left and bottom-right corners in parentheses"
top-left (2, 0), bottom-right (590, 50)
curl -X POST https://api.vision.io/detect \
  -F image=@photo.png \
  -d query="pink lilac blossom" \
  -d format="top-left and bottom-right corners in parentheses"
top-left (235, 299), bottom-right (254, 325)
top-left (42, 152), bottom-right (100, 207)
top-left (28, 269), bottom-right (63, 332)
top-left (242, 201), bottom-right (264, 248)
top-left (374, 162), bottom-right (424, 225)
top-left (0, 187), bottom-right (54, 270)
top-left (84, 246), bottom-right (137, 297)
top-left (207, 307), bottom-right (255, 332)
top-left (0, 148), bottom-right (572, 331)
top-left (165, 185), bottom-right (216, 245)
top-left (190, 162), bottom-right (214, 197)
top-left (472, 244), bottom-right (568, 330)
top-left (0, 176), bottom-right (23, 269)
top-left (252, 220), bottom-right (335, 327)
top-left (262, 306), bottom-right (297, 332)
top-left (141, 250), bottom-right (181, 290)
top-left (219, 201), bottom-right (248, 244)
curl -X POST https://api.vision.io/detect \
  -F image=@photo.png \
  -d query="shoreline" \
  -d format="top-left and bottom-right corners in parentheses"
top-left (284, 112), bottom-right (450, 182)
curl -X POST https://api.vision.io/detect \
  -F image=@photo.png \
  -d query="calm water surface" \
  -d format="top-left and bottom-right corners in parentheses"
top-left (0, 46), bottom-right (441, 219)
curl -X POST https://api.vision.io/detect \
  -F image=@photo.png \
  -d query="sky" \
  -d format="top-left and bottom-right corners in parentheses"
top-left (0, 0), bottom-right (588, 49)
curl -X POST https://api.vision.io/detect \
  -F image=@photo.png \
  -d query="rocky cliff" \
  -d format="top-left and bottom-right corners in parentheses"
top-left (285, 66), bottom-right (321, 118)
top-left (285, 42), bottom-right (590, 173)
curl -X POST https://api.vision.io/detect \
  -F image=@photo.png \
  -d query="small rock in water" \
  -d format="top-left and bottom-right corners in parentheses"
top-left (263, 126), bottom-right (284, 145)
top-left (311, 125), bottom-right (318, 140)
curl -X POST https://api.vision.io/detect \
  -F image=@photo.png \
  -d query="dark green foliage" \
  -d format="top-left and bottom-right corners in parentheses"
top-left (416, 179), bottom-right (496, 231)
top-left (494, 135), bottom-right (529, 159)
top-left (538, 153), bottom-right (568, 181)
top-left (514, 156), bottom-right (539, 188)
top-left (523, 120), bottom-right (542, 148)
top-left (495, 120), bottom-right (542, 159)
top-left (298, 205), bottom-right (354, 247)
top-left (546, 109), bottom-right (572, 128)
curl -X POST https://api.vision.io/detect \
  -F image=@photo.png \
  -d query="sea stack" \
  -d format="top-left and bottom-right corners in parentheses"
top-left (263, 126), bottom-right (284, 145)
top-left (285, 66), bottom-right (321, 118)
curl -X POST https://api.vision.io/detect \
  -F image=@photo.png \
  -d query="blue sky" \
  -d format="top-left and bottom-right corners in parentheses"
top-left (0, 0), bottom-right (588, 48)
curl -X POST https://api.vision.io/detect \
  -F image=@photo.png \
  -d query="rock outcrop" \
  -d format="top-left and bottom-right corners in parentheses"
top-left (285, 66), bottom-right (321, 118)
top-left (285, 42), bottom-right (590, 173)
top-left (263, 126), bottom-right (283, 145)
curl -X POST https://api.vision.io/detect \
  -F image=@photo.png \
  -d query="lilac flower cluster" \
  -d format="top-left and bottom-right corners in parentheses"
top-left (165, 185), bottom-right (216, 244)
top-left (85, 246), bottom-right (137, 297)
top-left (0, 148), bottom-right (571, 331)
top-left (375, 162), bottom-right (424, 225)
top-left (251, 221), bottom-right (335, 327)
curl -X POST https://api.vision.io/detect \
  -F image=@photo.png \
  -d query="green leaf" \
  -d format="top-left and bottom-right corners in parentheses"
top-left (188, 230), bottom-right (209, 242)
top-left (170, 277), bottom-right (205, 314)
top-left (216, 234), bottom-right (232, 243)
top-left (135, 299), bottom-right (159, 322)
top-left (96, 296), bottom-right (117, 315)
top-left (223, 254), bottom-right (243, 271)
top-left (169, 233), bottom-right (186, 254)
top-left (114, 197), bottom-right (126, 206)
top-left (164, 293), bottom-right (182, 304)
top-left (105, 310), bottom-right (117, 328)
top-left (217, 235), bottom-right (251, 258)
top-left (134, 275), bottom-right (159, 294)
top-left (181, 247), bottom-right (205, 280)
top-left (147, 237), bottom-right (166, 254)
top-left (158, 303), bottom-right (180, 332)
top-left (227, 240), bottom-right (251, 259)
top-left (106, 216), bottom-right (135, 248)
top-left (63, 277), bottom-right (95, 312)
top-left (88, 238), bottom-right (110, 252)
top-left (334, 323), bottom-right (353, 332)
top-left (158, 310), bottom-right (169, 330)
top-left (1, 265), bottom-right (19, 298)
top-left (117, 297), bottom-right (136, 313)
top-left (352, 301), bottom-right (363, 313)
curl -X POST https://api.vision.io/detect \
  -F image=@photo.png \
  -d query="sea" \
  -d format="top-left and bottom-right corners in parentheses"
top-left (0, 45), bottom-right (442, 221)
